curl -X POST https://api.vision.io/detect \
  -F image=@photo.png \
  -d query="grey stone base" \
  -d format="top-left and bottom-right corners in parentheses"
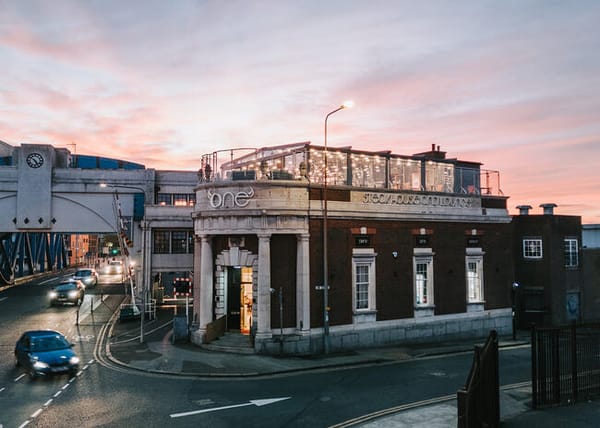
top-left (254, 308), bottom-right (512, 356)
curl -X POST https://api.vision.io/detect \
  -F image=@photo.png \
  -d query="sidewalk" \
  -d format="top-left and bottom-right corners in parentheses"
top-left (106, 305), bottom-right (599, 427)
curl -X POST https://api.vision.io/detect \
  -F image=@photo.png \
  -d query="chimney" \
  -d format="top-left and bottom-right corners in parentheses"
top-left (516, 205), bottom-right (532, 215)
top-left (540, 203), bottom-right (557, 215)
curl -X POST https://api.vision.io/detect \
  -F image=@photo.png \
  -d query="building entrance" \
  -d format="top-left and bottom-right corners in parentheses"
top-left (226, 266), bottom-right (253, 334)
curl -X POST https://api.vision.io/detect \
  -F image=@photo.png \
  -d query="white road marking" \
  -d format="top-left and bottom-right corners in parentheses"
top-left (31, 409), bottom-right (42, 418)
top-left (15, 374), bottom-right (26, 382)
top-left (43, 399), bottom-right (52, 407)
top-left (0, 296), bottom-right (8, 302)
top-left (170, 397), bottom-right (291, 418)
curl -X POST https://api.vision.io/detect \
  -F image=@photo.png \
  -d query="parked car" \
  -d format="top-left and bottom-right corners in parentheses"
top-left (14, 330), bottom-right (80, 378)
top-left (72, 268), bottom-right (98, 287)
top-left (48, 280), bottom-right (85, 306)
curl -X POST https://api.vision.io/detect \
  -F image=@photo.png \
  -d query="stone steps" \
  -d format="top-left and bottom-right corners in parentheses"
top-left (201, 332), bottom-right (255, 354)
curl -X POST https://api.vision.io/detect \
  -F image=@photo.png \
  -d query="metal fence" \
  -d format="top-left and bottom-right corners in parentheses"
top-left (531, 322), bottom-right (600, 408)
top-left (457, 330), bottom-right (499, 428)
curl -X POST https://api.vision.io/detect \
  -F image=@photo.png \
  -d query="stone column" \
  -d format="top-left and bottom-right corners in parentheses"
top-left (296, 234), bottom-right (310, 334)
top-left (191, 235), bottom-right (213, 344)
top-left (256, 233), bottom-right (272, 339)
top-left (191, 235), bottom-right (202, 329)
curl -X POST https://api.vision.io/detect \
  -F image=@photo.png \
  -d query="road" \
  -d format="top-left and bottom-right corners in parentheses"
top-left (0, 274), bottom-right (531, 427)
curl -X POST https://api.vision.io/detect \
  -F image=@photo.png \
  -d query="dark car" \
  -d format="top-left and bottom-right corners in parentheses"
top-left (49, 280), bottom-right (85, 306)
top-left (14, 330), bottom-right (80, 378)
top-left (72, 268), bottom-right (98, 287)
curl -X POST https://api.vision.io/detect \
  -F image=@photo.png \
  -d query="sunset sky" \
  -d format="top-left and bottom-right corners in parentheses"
top-left (1, 1), bottom-right (599, 223)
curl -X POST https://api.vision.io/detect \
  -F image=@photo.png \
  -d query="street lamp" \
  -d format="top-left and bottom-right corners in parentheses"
top-left (323, 100), bottom-right (353, 354)
top-left (100, 183), bottom-right (148, 343)
top-left (511, 282), bottom-right (520, 340)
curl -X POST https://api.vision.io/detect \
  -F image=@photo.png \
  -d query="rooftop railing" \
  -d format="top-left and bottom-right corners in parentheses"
top-left (199, 143), bottom-right (503, 197)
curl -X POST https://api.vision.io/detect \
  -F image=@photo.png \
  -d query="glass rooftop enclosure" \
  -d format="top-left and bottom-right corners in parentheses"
top-left (200, 142), bottom-right (502, 196)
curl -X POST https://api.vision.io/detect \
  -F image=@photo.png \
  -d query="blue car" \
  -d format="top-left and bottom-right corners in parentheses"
top-left (14, 330), bottom-right (80, 378)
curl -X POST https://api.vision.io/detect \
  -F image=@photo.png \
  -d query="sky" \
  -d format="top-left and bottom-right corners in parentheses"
top-left (1, 0), bottom-right (599, 223)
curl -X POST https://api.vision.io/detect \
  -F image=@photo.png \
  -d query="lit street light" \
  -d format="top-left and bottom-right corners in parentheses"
top-left (101, 183), bottom-right (148, 343)
top-left (323, 100), bottom-right (353, 354)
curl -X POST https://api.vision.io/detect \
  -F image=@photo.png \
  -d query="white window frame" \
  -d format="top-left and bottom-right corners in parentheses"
top-left (564, 238), bottom-right (579, 268)
top-left (465, 248), bottom-right (485, 303)
top-left (523, 238), bottom-right (543, 259)
top-left (352, 248), bottom-right (376, 312)
top-left (413, 248), bottom-right (434, 307)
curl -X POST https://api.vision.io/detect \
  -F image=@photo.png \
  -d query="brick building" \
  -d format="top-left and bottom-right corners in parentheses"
top-left (190, 143), bottom-right (514, 355)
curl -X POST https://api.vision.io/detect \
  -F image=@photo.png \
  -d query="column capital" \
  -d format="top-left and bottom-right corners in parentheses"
top-left (297, 233), bottom-right (310, 242)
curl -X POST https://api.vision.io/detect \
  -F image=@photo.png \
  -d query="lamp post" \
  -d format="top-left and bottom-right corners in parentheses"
top-left (101, 183), bottom-right (148, 343)
top-left (511, 282), bottom-right (520, 340)
top-left (323, 100), bottom-right (353, 354)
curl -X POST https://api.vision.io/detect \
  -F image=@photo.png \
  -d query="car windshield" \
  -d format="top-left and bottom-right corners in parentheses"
top-left (75, 270), bottom-right (92, 276)
top-left (55, 282), bottom-right (78, 291)
top-left (30, 335), bottom-right (70, 351)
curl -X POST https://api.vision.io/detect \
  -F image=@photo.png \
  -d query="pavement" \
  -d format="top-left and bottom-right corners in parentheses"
top-left (105, 303), bottom-right (600, 427)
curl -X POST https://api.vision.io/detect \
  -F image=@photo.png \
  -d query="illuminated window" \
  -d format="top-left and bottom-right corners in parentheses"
top-left (414, 249), bottom-right (434, 307)
top-left (352, 248), bottom-right (376, 311)
top-left (157, 193), bottom-right (172, 206)
top-left (523, 239), bottom-right (542, 259)
top-left (389, 158), bottom-right (421, 190)
top-left (425, 161), bottom-right (454, 193)
top-left (173, 194), bottom-right (189, 206)
top-left (466, 255), bottom-right (484, 302)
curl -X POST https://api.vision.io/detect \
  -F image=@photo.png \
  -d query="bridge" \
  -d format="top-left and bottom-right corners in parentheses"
top-left (0, 141), bottom-right (197, 295)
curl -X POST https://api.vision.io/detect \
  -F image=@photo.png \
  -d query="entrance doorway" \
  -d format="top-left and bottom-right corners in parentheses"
top-left (226, 266), bottom-right (253, 334)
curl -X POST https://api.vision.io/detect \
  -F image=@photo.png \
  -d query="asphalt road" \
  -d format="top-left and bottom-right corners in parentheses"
top-left (0, 275), bottom-right (531, 428)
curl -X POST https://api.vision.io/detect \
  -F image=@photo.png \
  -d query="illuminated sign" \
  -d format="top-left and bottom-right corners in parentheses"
top-left (208, 187), bottom-right (255, 208)
top-left (362, 192), bottom-right (478, 208)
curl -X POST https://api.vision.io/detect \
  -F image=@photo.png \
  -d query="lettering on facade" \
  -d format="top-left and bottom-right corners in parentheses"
top-left (355, 235), bottom-right (371, 247)
top-left (361, 192), bottom-right (478, 208)
top-left (466, 236), bottom-right (481, 247)
top-left (208, 187), bottom-right (255, 208)
top-left (415, 236), bottom-right (430, 247)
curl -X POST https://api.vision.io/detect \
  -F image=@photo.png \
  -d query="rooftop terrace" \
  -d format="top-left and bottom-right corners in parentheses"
top-left (200, 142), bottom-right (502, 197)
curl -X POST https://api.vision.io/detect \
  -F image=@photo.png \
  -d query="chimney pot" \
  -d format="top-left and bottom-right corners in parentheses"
top-left (540, 203), bottom-right (557, 215)
top-left (516, 205), bottom-right (532, 215)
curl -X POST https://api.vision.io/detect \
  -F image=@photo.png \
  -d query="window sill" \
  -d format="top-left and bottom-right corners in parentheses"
top-left (353, 309), bottom-right (377, 324)
top-left (467, 302), bottom-right (485, 312)
top-left (414, 305), bottom-right (435, 318)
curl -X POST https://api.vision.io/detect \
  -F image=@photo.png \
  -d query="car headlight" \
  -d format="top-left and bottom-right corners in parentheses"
top-left (68, 290), bottom-right (79, 298)
top-left (49, 291), bottom-right (58, 299)
top-left (32, 360), bottom-right (49, 370)
top-left (69, 356), bottom-right (80, 365)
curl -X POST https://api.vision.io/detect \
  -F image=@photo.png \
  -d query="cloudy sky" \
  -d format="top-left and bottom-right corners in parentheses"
top-left (1, 0), bottom-right (599, 222)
